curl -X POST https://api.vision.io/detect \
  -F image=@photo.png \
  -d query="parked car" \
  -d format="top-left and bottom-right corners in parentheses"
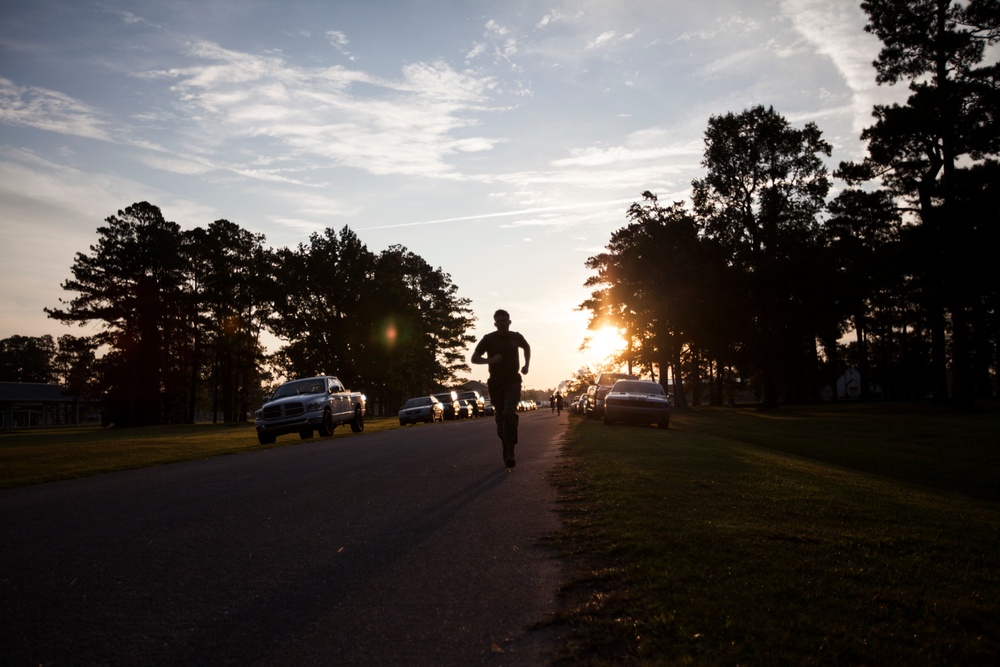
top-left (586, 372), bottom-right (639, 419)
top-left (455, 390), bottom-right (485, 417)
top-left (483, 400), bottom-right (495, 416)
top-left (255, 375), bottom-right (366, 444)
top-left (457, 399), bottom-right (476, 419)
top-left (432, 392), bottom-right (462, 421)
top-left (603, 379), bottom-right (670, 428)
top-left (398, 396), bottom-right (443, 425)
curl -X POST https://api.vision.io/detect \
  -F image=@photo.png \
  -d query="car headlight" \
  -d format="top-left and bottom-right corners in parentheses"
top-left (305, 400), bottom-right (325, 411)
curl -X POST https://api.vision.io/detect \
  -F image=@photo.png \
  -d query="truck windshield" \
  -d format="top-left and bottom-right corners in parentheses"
top-left (272, 379), bottom-right (326, 399)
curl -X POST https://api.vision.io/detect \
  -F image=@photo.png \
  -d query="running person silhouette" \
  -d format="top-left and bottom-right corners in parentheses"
top-left (471, 309), bottom-right (531, 468)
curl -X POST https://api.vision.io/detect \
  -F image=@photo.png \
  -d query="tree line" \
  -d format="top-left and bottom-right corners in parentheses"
top-left (2, 202), bottom-right (475, 426)
top-left (580, 0), bottom-right (999, 410)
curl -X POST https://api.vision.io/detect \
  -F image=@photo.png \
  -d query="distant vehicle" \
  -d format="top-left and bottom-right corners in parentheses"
top-left (603, 379), bottom-right (670, 429)
top-left (454, 390), bottom-right (485, 417)
top-left (432, 392), bottom-right (462, 421)
top-left (255, 375), bottom-right (365, 444)
top-left (398, 396), bottom-right (444, 425)
top-left (587, 372), bottom-right (639, 419)
top-left (483, 401), bottom-right (495, 416)
top-left (457, 399), bottom-right (476, 419)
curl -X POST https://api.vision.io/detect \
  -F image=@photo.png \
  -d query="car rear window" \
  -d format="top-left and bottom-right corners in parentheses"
top-left (402, 397), bottom-right (430, 408)
top-left (598, 373), bottom-right (638, 386)
top-left (612, 381), bottom-right (664, 395)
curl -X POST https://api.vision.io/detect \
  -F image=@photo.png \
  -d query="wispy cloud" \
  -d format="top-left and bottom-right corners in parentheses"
top-left (536, 10), bottom-right (565, 29)
top-left (359, 198), bottom-right (636, 230)
top-left (140, 40), bottom-right (502, 179)
top-left (696, 47), bottom-right (764, 78)
top-left (0, 77), bottom-right (112, 141)
top-left (325, 30), bottom-right (357, 61)
top-left (586, 30), bottom-right (637, 50)
top-left (103, 7), bottom-right (158, 29)
top-left (552, 141), bottom-right (702, 168)
top-left (780, 0), bottom-right (905, 131)
top-left (675, 14), bottom-right (761, 42)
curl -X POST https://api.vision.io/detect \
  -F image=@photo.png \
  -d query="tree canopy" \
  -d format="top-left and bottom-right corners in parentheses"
top-left (43, 204), bottom-right (478, 425)
top-left (581, 1), bottom-right (998, 408)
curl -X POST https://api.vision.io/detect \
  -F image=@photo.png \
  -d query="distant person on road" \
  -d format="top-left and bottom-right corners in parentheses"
top-left (471, 309), bottom-right (531, 468)
top-left (555, 393), bottom-right (563, 415)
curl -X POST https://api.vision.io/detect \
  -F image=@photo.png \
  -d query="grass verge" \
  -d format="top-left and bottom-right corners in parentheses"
top-left (547, 403), bottom-right (1000, 665)
top-left (0, 417), bottom-right (400, 489)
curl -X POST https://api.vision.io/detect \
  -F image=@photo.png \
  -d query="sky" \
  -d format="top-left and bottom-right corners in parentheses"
top-left (0, 0), bottom-right (910, 392)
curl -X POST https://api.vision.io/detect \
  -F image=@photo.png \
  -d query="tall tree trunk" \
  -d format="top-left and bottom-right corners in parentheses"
top-left (666, 344), bottom-right (687, 410)
top-left (950, 305), bottom-right (975, 409)
top-left (929, 302), bottom-right (949, 404)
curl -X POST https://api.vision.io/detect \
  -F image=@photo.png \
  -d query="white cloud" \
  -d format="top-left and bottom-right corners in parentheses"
top-left (551, 141), bottom-right (702, 168)
top-left (485, 19), bottom-right (509, 36)
top-left (103, 8), bottom-right (157, 28)
top-left (139, 41), bottom-right (502, 179)
top-left (0, 77), bottom-right (113, 141)
top-left (536, 10), bottom-right (565, 29)
top-left (588, 30), bottom-right (616, 49)
top-left (780, 0), bottom-right (906, 131)
top-left (326, 30), bottom-right (357, 61)
top-left (466, 42), bottom-right (487, 60)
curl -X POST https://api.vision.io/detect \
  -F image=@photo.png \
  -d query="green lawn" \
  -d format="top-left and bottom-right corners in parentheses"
top-left (547, 403), bottom-right (1000, 665)
top-left (0, 417), bottom-right (400, 489)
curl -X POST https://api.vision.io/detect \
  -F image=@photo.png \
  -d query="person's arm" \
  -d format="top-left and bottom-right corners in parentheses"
top-left (471, 339), bottom-right (489, 365)
top-left (520, 336), bottom-right (531, 375)
top-left (471, 338), bottom-right (502, 365)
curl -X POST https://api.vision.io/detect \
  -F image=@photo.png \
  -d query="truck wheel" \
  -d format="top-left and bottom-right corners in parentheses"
top-left (318, 410), bottom-right (335, 437)
top-left (299, 428), bottom-right (313, 439)
top-left (350, 407), bottom-right (364, 432)
top-left (257, 432), bottom-right (276, 445)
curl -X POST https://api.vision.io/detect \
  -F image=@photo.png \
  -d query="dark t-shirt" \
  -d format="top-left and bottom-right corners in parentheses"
top-left (474, 330), bottom-right (528, 385)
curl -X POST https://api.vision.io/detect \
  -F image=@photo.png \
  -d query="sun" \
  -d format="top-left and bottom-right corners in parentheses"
top-left (584, 325), bottom-right (627, 362)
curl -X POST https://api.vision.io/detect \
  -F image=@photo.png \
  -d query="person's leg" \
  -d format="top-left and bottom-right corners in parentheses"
top-left (499, 381), bottom-right (521, 465)
top-left (488, 381), bottom-right (505, 445)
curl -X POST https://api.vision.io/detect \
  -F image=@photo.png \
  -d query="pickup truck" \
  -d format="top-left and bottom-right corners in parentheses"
top-left (254, 375), bottom-right (365, 445)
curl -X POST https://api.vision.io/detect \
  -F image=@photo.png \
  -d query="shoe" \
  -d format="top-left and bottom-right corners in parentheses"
top-left (505, 458), bottom-right (516, 468)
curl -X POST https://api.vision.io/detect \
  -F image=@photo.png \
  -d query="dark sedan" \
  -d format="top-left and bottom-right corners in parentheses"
top-left (603, 380), bottom-right (670, 428)
top-left (398, 396), bottom-right (444, 425)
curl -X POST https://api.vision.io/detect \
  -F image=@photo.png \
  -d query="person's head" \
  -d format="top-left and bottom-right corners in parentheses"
top-left (493, 309), bottom-right (511, 332)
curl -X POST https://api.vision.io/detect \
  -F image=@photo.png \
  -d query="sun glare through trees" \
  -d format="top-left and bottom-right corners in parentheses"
top-left (583, 325), bottom-right (627, 368)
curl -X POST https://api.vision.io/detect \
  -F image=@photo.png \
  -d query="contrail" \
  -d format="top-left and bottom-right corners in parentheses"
top-left (359, 198), bottom-right (637, 230)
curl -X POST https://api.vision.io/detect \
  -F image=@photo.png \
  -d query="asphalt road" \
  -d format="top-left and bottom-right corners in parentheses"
top-left (0, 409), bottom-right (570, 666)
